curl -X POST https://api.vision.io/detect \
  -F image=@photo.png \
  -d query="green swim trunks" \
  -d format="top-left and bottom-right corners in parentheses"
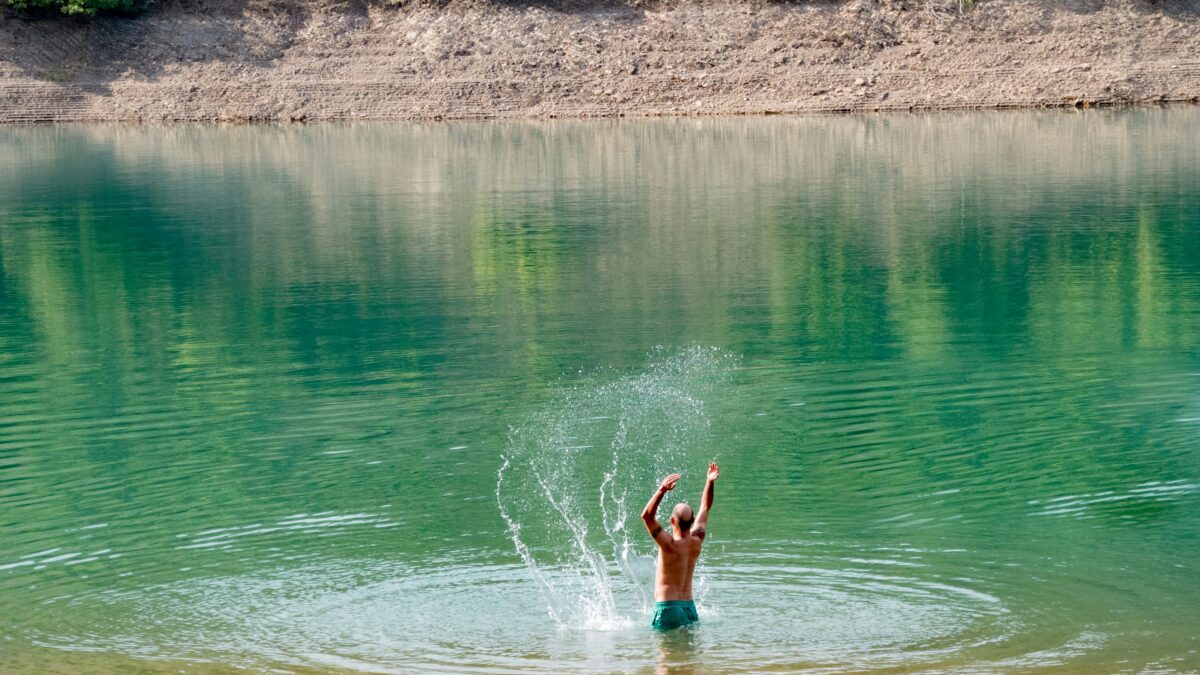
top-left (650, 600), bottom-right (699, 630)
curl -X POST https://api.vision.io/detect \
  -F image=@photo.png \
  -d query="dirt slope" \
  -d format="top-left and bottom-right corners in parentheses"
top-left (1, 0), bottom-right (1198, 122)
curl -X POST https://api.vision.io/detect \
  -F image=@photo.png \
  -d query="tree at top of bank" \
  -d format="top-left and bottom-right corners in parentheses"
top-left (5, 0), bottom-right (138, 16)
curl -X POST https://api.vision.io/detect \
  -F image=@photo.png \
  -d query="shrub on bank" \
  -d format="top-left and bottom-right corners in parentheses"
top-left (4, 0), bottom-right (139, 15)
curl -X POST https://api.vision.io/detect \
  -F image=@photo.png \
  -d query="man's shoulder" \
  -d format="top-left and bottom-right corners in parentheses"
top-left (663, 535), bottom-right (695, 553)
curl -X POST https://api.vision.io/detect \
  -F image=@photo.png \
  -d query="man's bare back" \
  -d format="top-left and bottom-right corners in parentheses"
top-left (641, 462), bottom-right (719, 629)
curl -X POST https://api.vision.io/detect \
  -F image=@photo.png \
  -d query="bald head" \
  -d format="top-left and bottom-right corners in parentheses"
top-left (671, 503), bottom-right (694, 531)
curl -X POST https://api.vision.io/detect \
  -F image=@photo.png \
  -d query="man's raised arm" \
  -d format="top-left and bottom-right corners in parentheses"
top-left (694, 462), bottom-right (719, 538)
top-left (642, 473), bottom-right (679, 546)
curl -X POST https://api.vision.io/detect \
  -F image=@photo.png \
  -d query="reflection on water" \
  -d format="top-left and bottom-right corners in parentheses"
top-left (653, 627), bottom-right (698, 675)
top-left (1, 109), bottom-right (1199, 673)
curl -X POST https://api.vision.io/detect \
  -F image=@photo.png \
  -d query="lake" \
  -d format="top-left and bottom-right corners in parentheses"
top-left (1, 109), bottom-right (1199, 673)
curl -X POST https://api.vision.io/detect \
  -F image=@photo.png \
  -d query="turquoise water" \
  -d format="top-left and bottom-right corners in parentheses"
top-left (1, 110), bottom-right (1199, 673)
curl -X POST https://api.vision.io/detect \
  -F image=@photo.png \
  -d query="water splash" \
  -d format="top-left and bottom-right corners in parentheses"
top-left (496, 347), bottom-right (737, 630)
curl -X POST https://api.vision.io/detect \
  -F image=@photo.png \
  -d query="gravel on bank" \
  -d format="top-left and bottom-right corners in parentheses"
top-left (1, 0), bottom-right (1198, 123)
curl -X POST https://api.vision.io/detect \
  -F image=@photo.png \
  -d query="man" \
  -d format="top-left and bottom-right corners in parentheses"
top-left (641, 461), bottom-right (719, 630)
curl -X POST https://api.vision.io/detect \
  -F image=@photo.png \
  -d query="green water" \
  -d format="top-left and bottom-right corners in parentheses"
top-left (1, 110), bottom-right (1199, 674)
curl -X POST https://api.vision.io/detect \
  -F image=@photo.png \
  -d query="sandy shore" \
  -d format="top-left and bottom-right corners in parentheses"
top-left (1, 0), bottom-right (1198, 123)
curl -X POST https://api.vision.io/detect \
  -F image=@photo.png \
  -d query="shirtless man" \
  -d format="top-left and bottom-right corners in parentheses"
top-left (641, 461), bottom-right (719, 630)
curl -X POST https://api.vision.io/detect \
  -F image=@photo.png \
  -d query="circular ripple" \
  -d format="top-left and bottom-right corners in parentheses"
top-left (698, 561), bottom-right (1015, 671)
top-left (16, 549), bottom-right (1037, 674)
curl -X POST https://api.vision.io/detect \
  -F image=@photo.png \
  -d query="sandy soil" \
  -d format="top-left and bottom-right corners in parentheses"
top-left (0, 0), bottom-right (1198, 122)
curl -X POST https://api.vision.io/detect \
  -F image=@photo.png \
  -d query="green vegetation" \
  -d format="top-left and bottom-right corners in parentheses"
top-left (5, 0), bottom-right (139, 16)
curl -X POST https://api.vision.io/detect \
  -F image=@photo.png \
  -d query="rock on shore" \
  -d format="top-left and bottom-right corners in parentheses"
top-left (1, 0), bottom-right (1198, 123)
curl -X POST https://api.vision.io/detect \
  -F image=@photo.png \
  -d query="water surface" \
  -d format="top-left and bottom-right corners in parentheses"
top-left (1, 109), bottom-right (1199, 673)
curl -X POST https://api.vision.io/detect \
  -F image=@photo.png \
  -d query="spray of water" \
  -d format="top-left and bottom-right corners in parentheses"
top-left (496, 347), bottom-right (736, 630)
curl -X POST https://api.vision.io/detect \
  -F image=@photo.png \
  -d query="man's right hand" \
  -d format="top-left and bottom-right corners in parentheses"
top-left (707, 462), bottom-right (719, 482)
top-left (660, 473), bottom-right (681, 492)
